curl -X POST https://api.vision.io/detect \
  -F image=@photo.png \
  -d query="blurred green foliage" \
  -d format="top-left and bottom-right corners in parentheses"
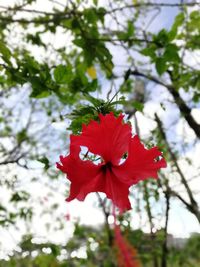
top-left (0, 228), bottom-right (200, 267)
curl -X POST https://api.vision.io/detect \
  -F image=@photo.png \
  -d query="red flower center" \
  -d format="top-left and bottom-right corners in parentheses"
top-left (101, 161), bottom-right (112, 173)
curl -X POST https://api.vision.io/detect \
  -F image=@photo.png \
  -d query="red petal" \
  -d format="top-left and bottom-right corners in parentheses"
top-left (57, 145), bottom-right (131, 210)
top-left (113, 135), bottom-right (166, 185)
top-left (70, 113), bottom-right (132, 165)
top-left (57, 145), bottom-right (102, 201)
top-left (103, 169), bottom-right (131, 211)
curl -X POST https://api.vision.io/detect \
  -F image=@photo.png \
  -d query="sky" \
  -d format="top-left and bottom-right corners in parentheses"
top-left (0, 0), bottom-right (200, 259)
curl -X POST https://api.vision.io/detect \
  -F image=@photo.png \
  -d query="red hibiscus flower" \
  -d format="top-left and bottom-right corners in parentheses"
top-left (57, 112), bottom-right (166, 211)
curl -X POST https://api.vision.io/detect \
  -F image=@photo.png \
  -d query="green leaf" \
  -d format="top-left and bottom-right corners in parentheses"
top-left (141, 46), bottom-right (156, 59)
top-left (29, 77), bottom-right (51, 98)
top-left (26, 33), bottom-right (46, 47)
top-left (193, 93), bottom-right (200, 103)
top-left (164, 44), bottom-right (180, 62)
top-left (168, 29), bottom-right (177, 42)
top-left (120, 79), bottom-right (134, 93)
top-left (73, 38), bottom-right (85, 48)
top-left (85, 79), bottom-right (98, 92)
top-left (17, 129), bottom-right (28, 143)
top-left (33, 90), bottom-right (51, 98)
top-left (10, 191), bottom-right (30, 202)
top-left (127, 20), bottom-right (135, 37)
top-left (0, 205), bottom-right (6, 212)
top-left (93, 0), bottom-right (98, 5)
top-left (190, 10), bottom-right (200, 21)
top-left (174, 12), bottom-right (185, 28)
top-left (84, 93), bottom-right (104, 107)
top-left (54, 64), bottom-right (72, 84)
top-left (38, 157), bottom-right (50, 170)
top-left (83, 8), bottom-right (98, 24)
top-left (68, 108), bottom-right (97, 134)
top-left (97, 7), bottom-right (106, 23)
top-left (131, 101), bottom-right (144, 112)
top-left (155, 57), bottom-right (167, 75)
top-left (0, 41), bottom-right (11, 64)
top-left (116, 21), bottom-right (134, 41)
top-left (154, 29), bottom-right (169, 46)
top-left (112, 96), bottom-right (127, 106)
top-left (169, 12), bottom-right (184, 41)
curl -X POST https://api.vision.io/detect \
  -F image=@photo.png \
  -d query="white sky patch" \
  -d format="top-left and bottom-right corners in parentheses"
top-left (68, 196), bottom-right (105, 225)
top-left (168, 200), bottom-right (200, 238)
top-left (175, 117), bottom-right (196, 143)
top-left (131, 112), bottom-right (157, 137)
top-left (192, 108), bottom-right (200, 124)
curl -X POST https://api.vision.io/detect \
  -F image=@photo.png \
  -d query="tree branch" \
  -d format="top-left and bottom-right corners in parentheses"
top-left (108, 2), bottom-right (200, 14)
top-left (161, 184), bottom-right (170, 267)
top-left (155, 113), bottom-right (200, 224)
top-left (143, 182), bottom-right (159, 267)
top-left (128, 69), bottom-right (200, 138)
top-left (96, 193), bottom-right (113, 246)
